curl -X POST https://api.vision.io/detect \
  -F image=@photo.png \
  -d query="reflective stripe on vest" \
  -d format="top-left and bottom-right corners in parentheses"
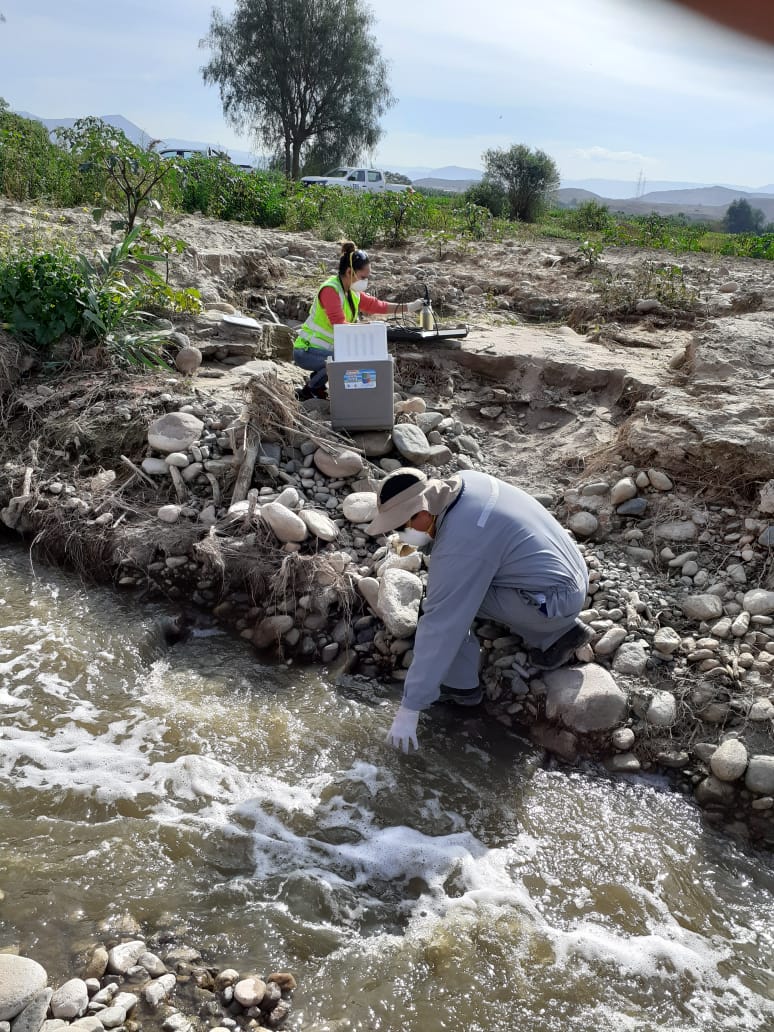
top-left (294, 275), bottom-right (360, 351)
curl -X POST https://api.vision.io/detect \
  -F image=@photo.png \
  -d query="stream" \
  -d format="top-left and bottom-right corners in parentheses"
top-left (1, 540), bottom-right (773, 1031)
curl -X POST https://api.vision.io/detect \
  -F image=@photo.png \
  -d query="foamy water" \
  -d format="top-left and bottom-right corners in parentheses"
top-left (1, 542), bottom-right (773, 1031)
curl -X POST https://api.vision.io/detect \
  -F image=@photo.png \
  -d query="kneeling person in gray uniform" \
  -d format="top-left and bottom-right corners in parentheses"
top-left (365, 468), bottom-right (592, 752)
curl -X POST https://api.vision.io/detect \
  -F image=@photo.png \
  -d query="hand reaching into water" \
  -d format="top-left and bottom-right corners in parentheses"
top-left (386, 705), bottom-right (419, 752)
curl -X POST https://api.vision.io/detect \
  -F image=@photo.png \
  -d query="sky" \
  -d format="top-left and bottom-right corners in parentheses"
top-left (1, 0), bottom-right (773, 190)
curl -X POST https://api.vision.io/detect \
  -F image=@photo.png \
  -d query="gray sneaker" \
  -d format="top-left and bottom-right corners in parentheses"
top-left (437, 685), bottom-right (484, 706)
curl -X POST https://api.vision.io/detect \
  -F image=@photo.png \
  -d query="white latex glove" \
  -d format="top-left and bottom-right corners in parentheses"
top-left (386, 705), bottom-right (420, 752)
top-left (406, 298), bottom-right (424, 313)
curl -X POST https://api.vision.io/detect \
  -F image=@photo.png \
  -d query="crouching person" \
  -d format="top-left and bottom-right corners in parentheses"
top-left (365, 468), bottom-right (592, 752)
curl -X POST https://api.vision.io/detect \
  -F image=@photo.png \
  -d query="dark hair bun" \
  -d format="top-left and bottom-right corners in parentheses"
top-left (339, 240), bottom-right (356, 255)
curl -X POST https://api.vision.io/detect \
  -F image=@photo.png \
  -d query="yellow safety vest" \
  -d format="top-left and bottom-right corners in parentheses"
top-left (294, 275), bottom-right (360, 352)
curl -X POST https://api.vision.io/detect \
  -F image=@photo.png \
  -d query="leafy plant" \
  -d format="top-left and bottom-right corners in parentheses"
top-left (463, 179), bottom-right (508, 218)
top-left (0, 107), bottom-right (72, 203)
top-left (562, 200), bottom-right (613, 233)
top-left (0, 248), bottom-right (85, 348)
top-left (75, 227), bottom-right (176, 367)
top-left (578, 239), bottom-right (603, 268)
top-left (87, 150), bottom-right (175, 233)
top-left (596, 260), bottom-right (699, 315)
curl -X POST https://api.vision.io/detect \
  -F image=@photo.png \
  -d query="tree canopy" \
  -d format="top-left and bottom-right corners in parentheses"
top-left (482, 144), bottom-right (560, 222)
top-left (723, 198), bottom-right (765, 235)
top-left (200, 0), bottom-right (394, 179)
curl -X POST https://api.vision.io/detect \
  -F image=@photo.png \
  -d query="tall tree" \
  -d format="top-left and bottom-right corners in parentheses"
top-left (201, 0), bottom-right (394, 179)
top-left (482, 144), bottom-right (560, 222)
top-left (723, 198), bottom-right (765, 235)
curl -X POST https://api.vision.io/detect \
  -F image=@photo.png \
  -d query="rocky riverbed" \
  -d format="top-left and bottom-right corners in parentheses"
top-left (0, 925), bottom-right (296, 1032)
top-left (1, 199), bottom-right (773, 851)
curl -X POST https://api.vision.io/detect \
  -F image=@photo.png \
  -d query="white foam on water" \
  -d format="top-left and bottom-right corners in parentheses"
top-left (2, 545), bottom-right (774, 1031)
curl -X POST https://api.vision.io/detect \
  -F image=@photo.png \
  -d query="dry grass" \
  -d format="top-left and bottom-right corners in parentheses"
top-left (0, 332), bottom-right (29, 414)
top-left (28, 506), bottom-right (120, 582)
top-left (197, 517), bottom-right (355, 617)
top-left (0, 371), bottom-right (154, 472)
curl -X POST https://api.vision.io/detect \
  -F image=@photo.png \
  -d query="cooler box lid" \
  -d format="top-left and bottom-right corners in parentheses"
top-left (333, 322), bottom-right (388, 362)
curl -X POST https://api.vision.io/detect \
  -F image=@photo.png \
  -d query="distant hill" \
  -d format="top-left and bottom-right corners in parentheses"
top-left (14, 110), bottom-right (259, 167)
top-left (637, 185), bottom-right (774, 206)
top-left (555, 188), bottom-right (602, 205)
top-left (557, 186), bottom-right (774, 222)
top-left (558, 177), bottom-right (756, 199)
top-left (412, 177), bottom-right (478, 193)
top-left (387, 164), bottom-right (483, 185)
top-left (16, 111), bottom-right (154, 147)
top-left (426, 165), bottom-right (483, 181)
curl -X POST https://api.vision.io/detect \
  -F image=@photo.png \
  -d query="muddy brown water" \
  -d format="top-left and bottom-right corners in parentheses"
top-left (1, 540), bottom-right (773, 1031)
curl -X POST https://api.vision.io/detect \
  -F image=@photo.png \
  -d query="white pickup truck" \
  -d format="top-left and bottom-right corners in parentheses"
top-left (300, 167), bottom-right (412, 193)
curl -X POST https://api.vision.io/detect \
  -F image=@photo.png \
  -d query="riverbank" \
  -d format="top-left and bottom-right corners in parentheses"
top-left (1, 200), bottom-right (773, 846)
top-left (0, 933), bottom-right (296, 1032)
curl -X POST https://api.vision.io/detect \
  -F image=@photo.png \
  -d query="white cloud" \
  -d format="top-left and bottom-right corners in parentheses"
top-left (573, 147), bottom-right (654, 165)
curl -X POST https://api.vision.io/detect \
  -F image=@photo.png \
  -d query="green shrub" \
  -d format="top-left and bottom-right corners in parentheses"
top-left (0, 109), bottom-right (75, 204)
top-left (463, 180), bottom-right (508, 218)
top-left (174, 157), bottom-right (287, 227)
top-left (0, 248), bottom-right (86, 348)
top-left (560, 200), bottom-right (613, 233)
top-left (0, 228), bottom-right (192, 368)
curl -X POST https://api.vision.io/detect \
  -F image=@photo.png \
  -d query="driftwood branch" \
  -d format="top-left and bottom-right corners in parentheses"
top-left (231, 430), bottom-right (261, 505)
top-left (120, 454), bottom-right (156, 489)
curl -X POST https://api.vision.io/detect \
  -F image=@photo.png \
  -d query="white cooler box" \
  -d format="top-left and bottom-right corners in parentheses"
top-left (327, 323), bottom-right (395, 431)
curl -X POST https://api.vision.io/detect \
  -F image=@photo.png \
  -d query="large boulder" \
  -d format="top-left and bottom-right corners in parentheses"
top-left (681, 594), bottom-right (723, 621)
top-left (391, 424), bottom-right (434, 465)
top-left (645, 690), bottom-right (677, 727)
top-left (50, 979), bottom-right (89, 1020)
top-left (299, 509), bottom-right (338, 541)
top-left (174, 346), bottom-right (202, 375)
top-left (107, 941), bottom-right (146, 975)
top-left (377, 568), bottom-right (423, 638)
top-left (253, 614), bottom-right (294, 649)
top-left (342, 491), bottom-right (377, 524)
top-left (313, 448), bottom-right (363, 478)
top-left (612, 641), bottom-right (649, 675)
top-left (348, 431), bottom-right (394, 457)
top-left (745, 756), bottom-right (774, 795)
top-left (544, 664), bottom-right (628, 733)
top-left (654, 521), bottom-right (698, 543)
top-left (710, 739), bottom-right (748, 782)
top-left (357, 576), bottom-right (381, 615)
top-left (147, 412), bottom-right (203, 454)
top-left (742, 589), bottom-right (774, 616)
top-left (8, 988), bottom-right (52, 1032)
top-left (0, 956), bottom-right (47, 1021)
top-left (261, 502), bottom-right (308, 543)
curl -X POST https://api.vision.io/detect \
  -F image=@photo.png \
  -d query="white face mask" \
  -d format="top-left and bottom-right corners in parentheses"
top-left (351, 278), bottom-right (368, 292)
top-left (397, 527), bottom-right (433, 549)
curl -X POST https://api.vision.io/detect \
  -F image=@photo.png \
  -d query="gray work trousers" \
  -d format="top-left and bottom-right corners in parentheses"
top-left (440, 581), bottom-right (588, 690)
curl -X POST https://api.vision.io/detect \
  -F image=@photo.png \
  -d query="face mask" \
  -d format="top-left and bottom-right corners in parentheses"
top-left (397, 527), bottom-right (433, 549)
top-left (351, 278), bottom-right (368, 292)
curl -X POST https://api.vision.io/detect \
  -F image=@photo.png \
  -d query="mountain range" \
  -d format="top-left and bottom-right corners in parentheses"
top-left (14, 110), bottom-right (774, 213)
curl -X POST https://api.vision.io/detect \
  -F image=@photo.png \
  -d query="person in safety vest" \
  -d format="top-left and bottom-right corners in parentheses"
top-left (365, 467), bottom-right (594, 753)
top-left (293, 240), bottom-right (424, 400)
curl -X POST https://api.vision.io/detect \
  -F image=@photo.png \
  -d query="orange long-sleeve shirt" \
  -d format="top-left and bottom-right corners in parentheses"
top-left (319, 286), bottom-right (390, 323)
